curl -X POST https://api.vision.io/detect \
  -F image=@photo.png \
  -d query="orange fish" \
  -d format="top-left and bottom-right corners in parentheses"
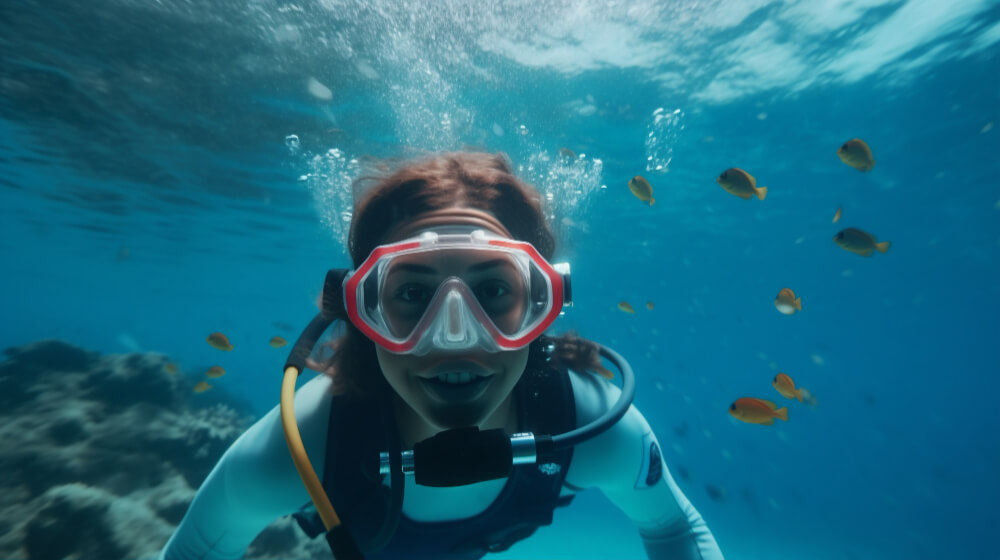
top-left (206, 366), bottom-right (226, 379)
top-left (834, 228), bottom-right (890, 257)
top-left (618, 301), bottom-right (635, 314)
top-left (645, 301), bottom-right (654, 310)
top-left (193, 381), bottom-right (212, 393)
top-left (774, 288), bottom-right (802, 315)
top-left (836, 139), bottom-right (875, 172)
top-left (832, 207), bottom-right (842, 223)
top-left (164, 363), bottom-right (178, 374)
top-left (717, 168), bottom-right (767, 201)
top-left (207, 332), bottom-right (233, 351)
top-left (772, 373), bottom-right (803, 402)
top-left (269, 336), bottom-right (288, 348)
top-left (728, 397), bottom-right (788, 425)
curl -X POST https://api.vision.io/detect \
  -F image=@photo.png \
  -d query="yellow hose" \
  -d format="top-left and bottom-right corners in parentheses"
top-left (280, 365), bottom-right (341, 529)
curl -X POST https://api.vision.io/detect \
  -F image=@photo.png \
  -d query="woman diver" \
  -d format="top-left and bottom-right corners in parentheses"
top-left (158, 152), bottom-right (725, 560)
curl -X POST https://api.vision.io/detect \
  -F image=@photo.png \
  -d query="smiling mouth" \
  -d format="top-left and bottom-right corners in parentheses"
top-left (419, 371), bottom-right (494, 403)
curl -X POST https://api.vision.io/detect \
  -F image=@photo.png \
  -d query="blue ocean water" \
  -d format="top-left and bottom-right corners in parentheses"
top-left (2, 1), bottom-right (998, 559)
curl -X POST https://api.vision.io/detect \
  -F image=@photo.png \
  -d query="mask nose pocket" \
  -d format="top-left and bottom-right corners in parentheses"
top-left (443, 289), bottom-right (469, 344)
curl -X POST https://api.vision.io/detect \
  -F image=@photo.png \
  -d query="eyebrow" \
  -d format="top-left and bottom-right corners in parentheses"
top-left (391, 259), bottom-right (510, 275)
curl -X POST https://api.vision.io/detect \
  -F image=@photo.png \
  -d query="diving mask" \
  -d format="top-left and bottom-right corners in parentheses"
top-left (344, 228), bottom-right (571, 355)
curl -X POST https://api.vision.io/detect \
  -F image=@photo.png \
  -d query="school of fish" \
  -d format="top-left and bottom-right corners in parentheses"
top-left (616, 138), bottom-right (888, 425)
top-left (166, 331), bottom-right (296, 393)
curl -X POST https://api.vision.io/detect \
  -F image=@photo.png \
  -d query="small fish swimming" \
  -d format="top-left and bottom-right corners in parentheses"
top-left (206, 366), bottom-right (226, 379)
top-left (269, 336), bottom-right (288, 348)
top-left (558, 147), bottom-right (576, 159)
top-left (628, 176), bottom-right (655, 205)
top-left (618, 301), bottom-right (635, 314)
top-left (207, 332), bottom-right (233, 351)
top-left (193, 381), bottom-right (212, 393)
top-left (646, 301), bottom-right (654, 310)
top-left (772, 373), bottom-right (803, 402)
top-left (836, 139), bottom-right (875, 172)
top-left (716, 168), bottom-right (767, 200)
top-left (774, 288), bottom-right (802, 315)
top-left (728, 397), bottom-right (788, 425)
top-left (832, 207), bottom-right (842, 223)
top-left (705, 484), bottom-right (728, 502)
top-left (164, 363), bottom-right (178, 374)
top-left (834, 227), bottom-right (890, 257)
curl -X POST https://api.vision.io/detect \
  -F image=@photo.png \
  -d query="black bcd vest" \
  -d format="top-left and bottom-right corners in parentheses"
top-left (294, 346), bottom-right (578, 559)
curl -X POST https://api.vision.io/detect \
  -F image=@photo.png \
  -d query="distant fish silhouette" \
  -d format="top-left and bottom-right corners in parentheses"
top-left (206, 332), bottom-right (233, 351)
top-left (705, 484), bottom-right (728, 502)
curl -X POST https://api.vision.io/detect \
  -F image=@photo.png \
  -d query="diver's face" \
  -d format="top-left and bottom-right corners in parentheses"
top-left (374, 217), bottom-right (530, 431)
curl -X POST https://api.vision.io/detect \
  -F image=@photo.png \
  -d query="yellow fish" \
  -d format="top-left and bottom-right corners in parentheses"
top-left (717, 168), bottom-right (767, 200)
top-left (628, 176), bottom-right (655, 205)
top-left (728, 397), bottom-right (788, 425)
top-left (193, 381), bottom-right (212, 393)
top-left (617, 301), bottom-right (635, 314)
top-left (834, 227), bottom-right (890, 257)
top-left (164, 363), bottom-right (178, 374)
top-left (206, 366), bottom-right (226, 379)
top-left (832, 206), bottom-right (842, 223)
top-left (774, 288), bottom-right (802, 315)
top-left (645, 301), bottom-right (654, 310)
top-left (269, 336), bottom-right (288, 348)
top-left (206, 332), bottom-right (233, 351)
top-left (772, 373), bottom-right (803, 402)
top-left (836, 138), bottom-right (875, 172)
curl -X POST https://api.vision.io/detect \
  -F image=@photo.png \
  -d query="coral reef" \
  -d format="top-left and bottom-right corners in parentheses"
top-left (0, 339), bottom-right (327, 559)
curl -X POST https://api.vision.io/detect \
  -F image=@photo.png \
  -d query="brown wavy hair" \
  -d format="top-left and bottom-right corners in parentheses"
top-left (316, 151), bottom-right (607, 396)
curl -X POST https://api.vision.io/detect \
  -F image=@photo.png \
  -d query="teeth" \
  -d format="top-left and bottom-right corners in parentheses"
top-left (435, 372), bottom-right (482, 384)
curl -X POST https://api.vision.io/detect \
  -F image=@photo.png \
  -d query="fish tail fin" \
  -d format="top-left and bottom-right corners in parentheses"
top-left (756, 186), bottom-right (767, 201)
top-left (876, 241), bottom-right (890, 253)
top-left (794, 297), bottom-right (802, 311)
top-left (650, 197), bottom-right (655, 206)
top-left (776, 407), bottom-right (789, 421)
top-left (795, 390), bottom-right (804, 403)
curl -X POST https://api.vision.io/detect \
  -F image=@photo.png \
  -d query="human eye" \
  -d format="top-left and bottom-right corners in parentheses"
top-left (394, 283), bottom-right (433, 304)
top-left (475, 280), bottom-right (512, 303)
